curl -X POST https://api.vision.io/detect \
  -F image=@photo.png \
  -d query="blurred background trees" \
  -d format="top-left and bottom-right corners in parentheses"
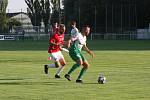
top-left (0, 0), bottom-right (8, 33)
top-left (64, 0), bottom-right (150, 33)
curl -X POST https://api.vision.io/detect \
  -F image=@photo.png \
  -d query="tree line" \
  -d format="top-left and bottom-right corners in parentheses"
top-left (0, 0), bottom-right (8, 33)
top-left (0, 0), bottom-right (60, 33)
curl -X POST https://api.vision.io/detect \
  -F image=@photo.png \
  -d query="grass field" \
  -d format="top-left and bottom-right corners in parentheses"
top-left (0, 40), bottom-right (150, 100)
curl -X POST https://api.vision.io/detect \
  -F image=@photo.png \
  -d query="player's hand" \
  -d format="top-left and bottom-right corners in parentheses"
top-left (89, 51), bottom-right (95, 58)
top-left (91, 52), bottom-right (95, 58)
top-left (66, 40), bottom-right (71, 49)
top-left (50, 41), bottom-right (61, 46)
top-left (67, 43), bottom-right (71, 48)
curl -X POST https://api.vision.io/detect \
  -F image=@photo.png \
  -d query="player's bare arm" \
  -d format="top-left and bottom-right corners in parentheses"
top-left (83, 45), bottom-right (95, 58)
top-left (66, 38), bottom-right (72, 48)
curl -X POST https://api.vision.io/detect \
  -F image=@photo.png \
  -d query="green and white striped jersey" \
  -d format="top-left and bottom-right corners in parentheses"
top-left (70, 32), bottom-right (86, 52)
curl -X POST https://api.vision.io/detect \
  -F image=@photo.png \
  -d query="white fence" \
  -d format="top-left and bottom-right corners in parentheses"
top-left (1, 32), bottom-right (150, 41)
top-left (137, 29), bottom-right (150, 39)
top-left (1, 26), bottom-right (150, 41)
top-left (90, 33), bottom-right (137, 40)
top-left (90, 29), bottom-right (150, 40)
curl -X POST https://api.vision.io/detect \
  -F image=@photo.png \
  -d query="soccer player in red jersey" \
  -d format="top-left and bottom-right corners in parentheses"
top-left (44, 24), bottom-right (66, 78)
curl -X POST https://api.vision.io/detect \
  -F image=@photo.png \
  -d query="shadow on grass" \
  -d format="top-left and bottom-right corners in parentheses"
top-left (0, 81), bottom-right (66, 85)
top-left (0, 82), bottom-right (102, 85)
top-left (83, 82), bottom-right (99, 85)
top-left (0, 40), bottom-right (150, 51)
top-left (0, 78), bottom-right (24, 80)
top-left (0, 78), bottom-right (100, 85)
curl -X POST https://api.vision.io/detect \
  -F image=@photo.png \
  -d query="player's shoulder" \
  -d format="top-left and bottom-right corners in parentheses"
top-left (53, 33), bottom-right (59, 36)
top-left (74, 27), bottom-right (79, 31)
top-left (78, 32), bottom-right (82, 36)
top-left (71, 28), bottom-right (79, 33)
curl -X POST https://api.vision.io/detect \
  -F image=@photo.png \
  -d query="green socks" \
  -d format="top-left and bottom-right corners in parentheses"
top-left (68, 63), bottom-right (80, 75)
top-left (77, 68), bottom-right (87, 80)
top-left (67, 64), bottom-right (87, 80)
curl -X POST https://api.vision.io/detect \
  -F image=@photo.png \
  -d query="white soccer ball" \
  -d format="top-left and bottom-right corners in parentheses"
top-left (98, 75), bottom-right (106, 84)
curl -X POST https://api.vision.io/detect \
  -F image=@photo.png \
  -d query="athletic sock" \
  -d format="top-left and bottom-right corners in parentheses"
top-left (47, 64), bottom-right (56, 68)
top-left (56, 66), bottom-right (64, 75)
top-left (67, 63), bottom-right (80, 75)
top-left (77, 68), bottom-right (87, 80)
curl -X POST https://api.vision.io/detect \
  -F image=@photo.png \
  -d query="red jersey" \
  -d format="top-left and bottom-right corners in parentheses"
top-left (52, 27), bottom-right (59, 33)
top-left (48, 32), bottom-right (64, 53)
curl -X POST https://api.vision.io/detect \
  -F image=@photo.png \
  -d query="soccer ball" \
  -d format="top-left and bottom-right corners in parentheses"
top-left (97, 74), bottom-right (106, 84)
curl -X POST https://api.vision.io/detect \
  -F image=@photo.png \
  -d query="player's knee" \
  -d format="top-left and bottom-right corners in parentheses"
top-left (83, 65), bottom-right (89, 69)
top-left (55, 64), bottom-right (60, 68)
top-left (61, 61), bottom-right (66, 66)
top-left (77, 62), bottom-right (83, 66)
top-left (77, 61), bottom-right (83, 66)
top-left (83, 62), bottom-right (89, 69)
top-left (60, 59), bottom-right (66, 66)
top-left (55, 62), bottom-right (60, 68)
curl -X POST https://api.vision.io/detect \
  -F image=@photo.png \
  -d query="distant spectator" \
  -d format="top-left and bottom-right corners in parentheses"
top-left (52, 22), bottom-right (59, 34)
top-left (67, 20), bottom-right (80, 48)
top-left (16, 27), bottom-right (25, 41)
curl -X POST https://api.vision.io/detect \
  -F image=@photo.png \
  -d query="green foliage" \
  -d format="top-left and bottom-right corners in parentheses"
top-left (51, 0), bottom-right (63, 23)
top-left (25, 0), bottom-right (52, 33)
top-left (9, 18), bottom-right (22, 26)
top-left (51, 0), bottom-right (60, 11)
top-left (0, 0), bottom-right (8, 33)
top-left (25, 0), bottom-right (42, 26)
top-left (7, 18), bottom-right (22, 31)
top-left (0, 14), bottom-right (8, 33)
top-left (0, 0), bottom-right (8, 13)
top-left (41, 0), bottom-right (51, 33)
top-left (51, 10), bottom-right (59, 23)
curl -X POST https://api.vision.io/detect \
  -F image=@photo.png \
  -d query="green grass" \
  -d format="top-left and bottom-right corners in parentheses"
top-left (0, 40), bottom-right (150, 100)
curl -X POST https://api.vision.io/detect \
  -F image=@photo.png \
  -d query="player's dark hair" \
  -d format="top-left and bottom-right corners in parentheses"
top-left (59, 24), bottom-right (65, 28)
top-left (59, 24), bottom-right (66, 34)
top-left (71, 20), bottom-right (76, 25)
top-left (82, 25), bottom-right (90, 28)
top-left (81, 25), bottom-right (90, 33)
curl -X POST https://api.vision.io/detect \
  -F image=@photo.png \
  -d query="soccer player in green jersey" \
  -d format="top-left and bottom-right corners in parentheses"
top-left (65, 25), bottom-right (94, 83)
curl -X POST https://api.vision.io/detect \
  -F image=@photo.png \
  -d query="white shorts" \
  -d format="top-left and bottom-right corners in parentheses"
top-left (49, 51), bottom-right (64, 61)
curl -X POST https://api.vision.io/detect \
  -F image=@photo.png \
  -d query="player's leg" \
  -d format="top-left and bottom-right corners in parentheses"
top-left (65, 59), bottom-right (82, 81)
top-left (68, 59), bottom-right (82, 74)
top-left (44, 52), bottom-right (60, 74)
top-left (76, 54), bottom-right (89, 83)
top-left (65, 51), bottom-right (82, 81)
top-left (55, 52), bottom-right (66, 78)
